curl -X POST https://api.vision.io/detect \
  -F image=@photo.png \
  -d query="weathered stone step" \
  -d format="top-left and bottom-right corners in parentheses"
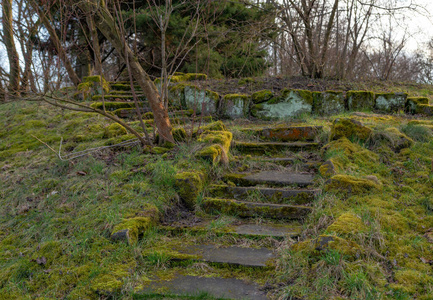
top-left (172, 244), bottom-right (275, 267)
top-left (241, 125), bottom-right (322, 142)
top-left (92, 94), bottom-right (146, 101)
top-left (224, 171), bottom-right (315, 187)
top-left (203, 197), bottom-right (312, 219)
top-left (208, 184), bottom-right (319, 204)
top-left (160, 221), bottom-right (303, 238)
top-left (234, 141), bottom-right (319, 154)
top-left (139, 275), bottom-right (267, 299)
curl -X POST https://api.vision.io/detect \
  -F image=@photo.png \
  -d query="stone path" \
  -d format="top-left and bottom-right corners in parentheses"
top-left (141, 125), bottom-right (323, 299)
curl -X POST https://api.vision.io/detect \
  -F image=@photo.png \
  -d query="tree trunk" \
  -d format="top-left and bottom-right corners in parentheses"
top-left (2, 0), bottom-right (20, 94)
top-left (78, 0), bottom-right (174, 143)
top-left (30, 0), bottom-right (81, 86)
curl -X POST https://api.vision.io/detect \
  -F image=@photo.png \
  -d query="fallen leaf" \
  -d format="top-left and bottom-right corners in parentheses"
top-left (76, 171), bottom-right (87, 176)
top-left (36, 256), bottom-right (47, 265)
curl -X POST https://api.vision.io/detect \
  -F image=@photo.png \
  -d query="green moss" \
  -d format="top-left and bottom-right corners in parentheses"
top-left (202, 197), bottom-right (311, 219)
top-left (375, 92), bottom-right (408, 112)
top-left (90, 101), bottom-right (135, 111)
top-left (330, 118), bottom-right (372, 141)
top-left (198, 131), bottom-right (232, 153)
top-left (369, 127), bottom-right (413, 152)
top-left (112, 212), bottom-right (158, 244)
top-left (313, 91), bottom-right (345, 115)
top-left (326, 213), bottom-right (367, 236)
top-left (110, 83), bottom-right (141, 91)
top-left (103, 123), bottom-right (127, 138)
top-left (77, 75), bottom-right (110, 98)
top-left (251, 90), bottom-right (273, 104)
top-left (174, 171), bottom-right (205, 210)
top-left (184, 73), bottom-right (207, 81)
top-left (325, 174), bottom-right (382, 195)
top-left (347, 91), bottom-right (375, 111)
top-left (292, 235), bottom-right (361, 258)
top-left (405, 97), bottom-right (429, 114)
top-left (196, 144), bottom-right (223, 164)
top-left (151, 147), bottom-right (171, 154)
top-left (197, 121), bottom-right (227, 133)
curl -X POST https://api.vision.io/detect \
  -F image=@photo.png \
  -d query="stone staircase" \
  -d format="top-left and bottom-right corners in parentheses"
top-left (137, 125), bottom-right (323, 299)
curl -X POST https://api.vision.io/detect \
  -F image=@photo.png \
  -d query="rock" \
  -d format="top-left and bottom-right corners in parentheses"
top-left (375, 92), bottom-right (407, 112)
top-left (111, 210), bottom-right (158, 244)
top-left (405, 97), bottom-right (429, 114)
top-left (140, 275), bottom-right (268, 300)
top-left (326, 213), bottom-right (367, 235)
top-left (369, 127), bottom-right (413, 152)
top-left (251, 89), bottom-right (273, 104)
top-left (330, 118), bottom-right (372, 141)
top-left (319, 160), bottom-right (337, 177)
top-left (245, 125), bottom-right (322, 142)
top-left (324, 174), bottom-right (381, 195)
top-left (183, 85), bottom-right (219, 115)
top-left (174, 171), bottom-right (205, 210)
top-left (203, 197), bottom-right (312, 219)
top-left (223, 171), bottom-right (315, 187)
top-left (347, 91), bottom-right (375, 111)
top-left (251, 89), bottom-right (313, 120)
top-left (221, 94), bottom-right (250, 119)
top-left (313, 91), bottom-right (345, 115)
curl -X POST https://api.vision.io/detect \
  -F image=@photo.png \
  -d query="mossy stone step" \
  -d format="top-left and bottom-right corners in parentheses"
top-left (234, 141), bottom-right (318, 154)
top-left (224, 171), bottom-right (315, 187)
top-left (209, 184), bottom-right (319, 204)
top-left (241, 125), bottom-right (322, 142)
top-left (172, 244), bottom-right (275, 268)
top-left (203, 197), bottom-right (312, 219)
top-left (139, 275), bottom-right (267, 299)
top-left (160, 221), bottom-right (302, 238)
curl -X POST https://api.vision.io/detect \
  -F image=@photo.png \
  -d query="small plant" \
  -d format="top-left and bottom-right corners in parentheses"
top-left (145, 251), bottom-right (171, 268)
top-left (320, 249), bottom-right (344, 266)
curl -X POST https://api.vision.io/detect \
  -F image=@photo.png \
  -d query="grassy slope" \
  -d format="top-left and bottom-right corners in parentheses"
top-left (1, 94), bottom-right (433, 299)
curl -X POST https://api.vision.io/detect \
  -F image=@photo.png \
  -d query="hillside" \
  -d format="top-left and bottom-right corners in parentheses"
top-left (1, 77), bottom-right (433, 299)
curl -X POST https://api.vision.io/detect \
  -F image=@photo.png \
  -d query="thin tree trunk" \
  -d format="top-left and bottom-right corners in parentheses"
top-left (79, 0), bottom-right (174, 144)
top-left (2, 0), bottom-right (20, 94)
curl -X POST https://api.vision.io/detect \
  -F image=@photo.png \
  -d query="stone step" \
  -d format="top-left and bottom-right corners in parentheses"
top-left (208, 184), bottom-right (319, 204)
top-left (234, 141), bottom-right (319, 155)
top-left (92, 94), bottom-right (146, 101)
top-left (203, 197), bottom-right (312, 219)
top-left (160, 221), bottom-right (303, 238)
top-left (241, 125), bottom-right (322, 142)
top-left (139, 275), bottom-right (267, 299)
top-left (223, 171), bottom-right (315, 187)
top-left (171, 244), bottom-right (275, 268)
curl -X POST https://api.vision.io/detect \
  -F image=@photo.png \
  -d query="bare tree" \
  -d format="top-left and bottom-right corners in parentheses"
top-left (2, 0), bottom-right (21, 94)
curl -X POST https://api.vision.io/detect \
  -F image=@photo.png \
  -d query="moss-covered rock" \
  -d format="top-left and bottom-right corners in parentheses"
top-left (251, 89), bottom-right (313, 120)
top-left (319, 160), bottom-right (337, 177)
top-left (90, 101), bottom-right (135, 111)
top-left (251, 90), bottom-right (273, 104)
top-left (183, 85), bottom-right (219, 115)
top-left (375, 92), bottom-right (408, 112)
top-left (326, 213), bottom-right (367, 236)
top-left (174, 171), bottom-right (205, 210)
top-left (325, 174), bottom-right (382, 195)
top-left (313, 91), bottom-right (345, 115)
top-left (103, 123), bottom-right (127, 138)
top-left (405, 97), bottom-right (429, 114)
top-left (198, 130), bottom-right (232, 153)
top-left (368, 127), bottom-right (413, 152)
top-left (415, 104), bottom-right (433, 116)
top-left (111, 204), bottom-right (159, 244)
top-left (220, 94), bottom-right (250, 119)
top-left (346, 91), bottom-right (375, 111)
top-left (292, 235), bottom-right (361, 258)
top-left (330, 118), bottom-right (372, 141)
